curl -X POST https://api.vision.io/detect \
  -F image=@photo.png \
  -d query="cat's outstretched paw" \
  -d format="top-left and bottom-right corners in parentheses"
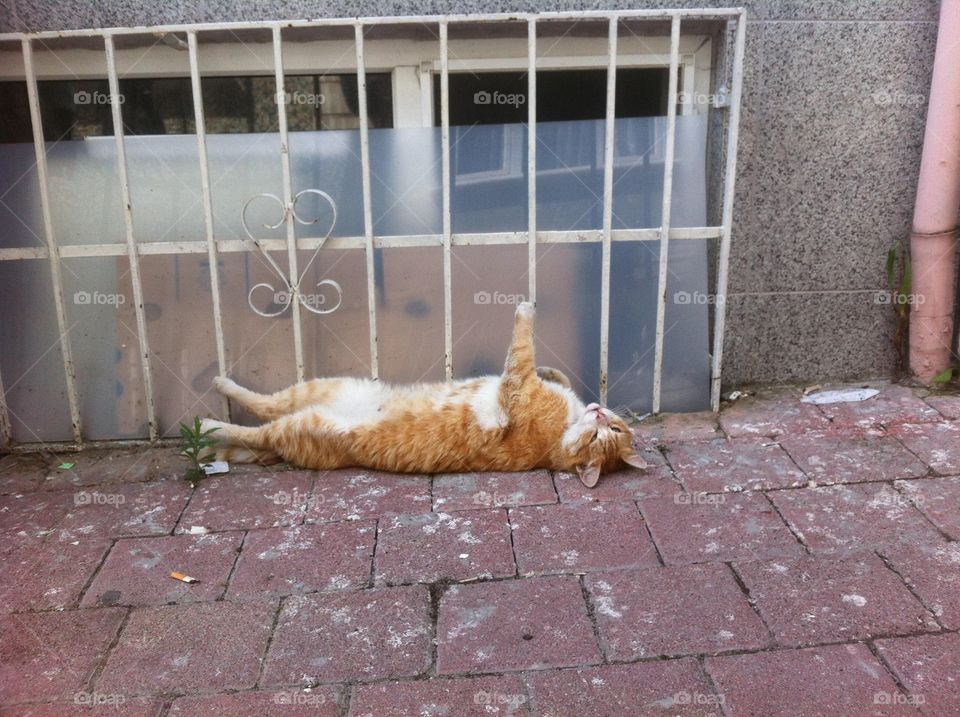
top-left (199, 418), bottom-right (226, 437)
top-left (213, 376), bottom-right (237, 394)
top-left (515, 301), bottom-right (535, 321)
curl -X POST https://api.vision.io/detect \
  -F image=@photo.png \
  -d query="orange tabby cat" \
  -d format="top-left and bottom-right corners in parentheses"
top-left (203, 302), bottom-right (647, 486)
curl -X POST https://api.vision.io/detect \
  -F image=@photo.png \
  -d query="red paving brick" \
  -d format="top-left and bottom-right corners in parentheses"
top-left (719, 391), bottom-right (830, 438)
top-left (436, 576), bottom-right (599, 674)
top-left (53, 481), bottom-right (192, 541)
top-left (881, 542), bottom-right (960, 630)
top-left (0, 608), bottom-right (125, 703)
top-left (634, 411), bottom-right (721, 444)
top-left (876, 632), bottom-right (960, 717)
top-left (262, 586), bottom-right (432, 684)
top-left (511, 501), bottom-right (658, 575)
top-left (432, 471), bottom-right (556, 511)
top-left (374, 510), bottom-right (515, 585)
top-left (526, 659), bottom-right (723, 717)
top-left (779, 431), bottom-right (927, 486)
top-left (585, 563), bottom-right (770, 660)
top-left (924, 394), bottom-right (960, 420)
top-left (81, 533), bottom-right (243, 607)
top-left (665, 439), bottom-right (807, 493)
top-left (640, 492), bottom-right (804, 565)
top-left (176, 471), bottom-right (313, 532)
top-left (350, 676), bottom-right (528, 717)
top-left (895, 476), bottom-right (960, 540)
top-left (39, 449), bottom-right (182, 492)
top-left (553, 450), bottom-right (680, 503)
top-left (768, 483), bottom-right (945, 555)
top-left (309, 470), bottom-right (431, 523)
top-left (99, 601), bottom-right (276, 694)
top-left (168, 688), bottom-right (340, 716)
top-left (1, 534), bottom-right (111, 612)
top-left (818, 385), bottom-right (942, 430)
top-left (889, 421), bottom-right (960, 474)
top-left (707, 643), bottom-right (918, 717)
top-left (0, 454), bottom-right (47, 494)
top-left (227, 521), bottom-right (375, 600)
top-left (2, 699), bottom-right (164, 717)
top-left (734, 553), bottom-right (938, 646)
top-left (0, 490), bottom-right (74, 536)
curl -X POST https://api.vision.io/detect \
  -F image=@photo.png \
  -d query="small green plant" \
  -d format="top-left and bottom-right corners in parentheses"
top-left (886, 244), bottom-right (912, 380)
top-left (932, 366), bottom-right (956, 385)
top-left (179, 417), bottom-right (219, 487)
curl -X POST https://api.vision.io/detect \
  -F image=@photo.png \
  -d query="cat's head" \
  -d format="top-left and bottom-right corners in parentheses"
top-left (562, 403), bottom-right (648, 487)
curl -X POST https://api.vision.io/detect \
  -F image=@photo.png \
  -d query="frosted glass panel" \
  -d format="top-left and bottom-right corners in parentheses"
top-left (0, 113), bottom-right (712, 440)
top-left (0, 144), bottom-right (44, 249)
top-left (138, 255), bottom-right (222, 437)
top-left (0, 260), bottom-right (73, 443)
top-left (61, 257), bottom-right (149, 440)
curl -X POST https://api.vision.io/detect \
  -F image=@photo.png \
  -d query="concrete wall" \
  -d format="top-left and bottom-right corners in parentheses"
top-left (0, 0), bottom-right (940, 389)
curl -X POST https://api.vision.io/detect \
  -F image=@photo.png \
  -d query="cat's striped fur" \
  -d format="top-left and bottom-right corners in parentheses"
top-left (204, 303), bottom-right (646, 487)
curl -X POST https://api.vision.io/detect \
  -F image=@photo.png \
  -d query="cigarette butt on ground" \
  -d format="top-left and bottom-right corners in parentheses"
top-left (170, 571), bottom-right (199, 584)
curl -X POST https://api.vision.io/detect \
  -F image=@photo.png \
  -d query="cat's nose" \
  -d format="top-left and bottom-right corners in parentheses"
top-left (586, 403), bottom-right (600, 412)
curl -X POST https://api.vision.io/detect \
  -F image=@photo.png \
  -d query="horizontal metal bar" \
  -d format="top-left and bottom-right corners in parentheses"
top-left (0, 8), bottom-right (745, 42)
top-left (3, 436), bottom-right (180, 453)
top-left (0, 227), bottom-right (724, 261)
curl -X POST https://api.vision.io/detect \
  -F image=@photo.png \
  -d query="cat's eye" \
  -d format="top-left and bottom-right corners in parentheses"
top-left (611, 426), bottom-right (623, 433)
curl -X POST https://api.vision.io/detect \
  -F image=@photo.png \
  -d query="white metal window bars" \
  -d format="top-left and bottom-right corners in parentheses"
top-left (0, 8), bottom-right (746, 451)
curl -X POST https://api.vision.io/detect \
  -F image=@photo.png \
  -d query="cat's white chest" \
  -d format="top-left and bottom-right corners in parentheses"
top-left (468, 378), bottom-right (509, 430)
top-left (318, 380), bottom-right (384, 433)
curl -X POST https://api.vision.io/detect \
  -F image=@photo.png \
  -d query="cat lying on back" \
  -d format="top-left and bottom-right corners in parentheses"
top-left (203, 302), bottom-right (647, 487)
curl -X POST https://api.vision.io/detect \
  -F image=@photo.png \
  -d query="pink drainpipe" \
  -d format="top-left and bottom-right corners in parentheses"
top-left (910, 0), bottom-right (960, 380)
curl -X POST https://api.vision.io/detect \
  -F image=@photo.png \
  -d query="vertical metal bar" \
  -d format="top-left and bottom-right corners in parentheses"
top-left (271, 26), bottom-right (306, 384)
top-left (21, 39), bottom-right (83, 445)
top-left (599, 17), bottom-right (618, 406)
top-left (652, 14), bottom-right (681, 414)
top-left (354, 23), bottom-right (380, 380)
top-left (527, 18), bottom-right (537, 305)
top-left (439, 21), bottom-right (454, 380)
top-left (711, 13), bottom-right (747, 410)
top-left (104, 34), bottom-right (159, 440)
top-left (0, 362), bottom-right (11, 448)
top-left (187, 31), bottom-right (230, 418)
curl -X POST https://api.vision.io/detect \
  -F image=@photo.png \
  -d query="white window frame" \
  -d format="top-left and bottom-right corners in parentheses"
top-left (0, 10), bottom-right (746, 450)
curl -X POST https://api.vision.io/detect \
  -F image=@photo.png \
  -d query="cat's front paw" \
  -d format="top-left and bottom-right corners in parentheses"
top-left (213, 376), bottom-right (237, 394)
top-left (515, 301), bottom-right (535, 321)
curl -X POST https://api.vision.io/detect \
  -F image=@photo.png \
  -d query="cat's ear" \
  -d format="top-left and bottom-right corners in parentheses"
top-left (576, 461), bottom-right (602, 488)
top-left (621, 451), bottom-right (649, 470)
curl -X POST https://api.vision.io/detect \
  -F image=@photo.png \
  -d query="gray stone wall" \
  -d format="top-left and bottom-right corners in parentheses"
top-left (1, 0), bottom-right (941, 388)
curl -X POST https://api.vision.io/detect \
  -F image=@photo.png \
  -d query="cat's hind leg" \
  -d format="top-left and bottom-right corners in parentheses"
top-left (201, 418), bottom-right (279, 464)
top-left (213, 376), bottom-right (338, 420)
